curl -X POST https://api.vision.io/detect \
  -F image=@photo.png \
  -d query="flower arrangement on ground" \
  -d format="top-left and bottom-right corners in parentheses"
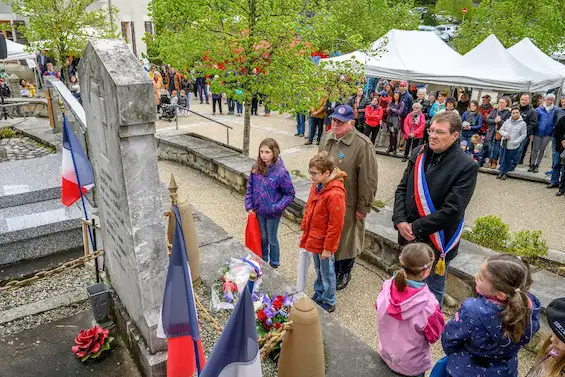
top-left (72, 325), bottom-right (113, 362)
top-left (254, 292), bottom-right (294, 360)
top-left (211, 255), bottom-right (263, 310)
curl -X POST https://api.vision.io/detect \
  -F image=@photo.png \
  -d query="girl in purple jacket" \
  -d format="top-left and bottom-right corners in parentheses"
top-left (376, 243), bottom-right (445, 377)
top-left (245, 138), bottom-right (295, 268)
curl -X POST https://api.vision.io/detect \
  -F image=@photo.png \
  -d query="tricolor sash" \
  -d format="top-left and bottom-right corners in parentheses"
top-left (414, 151), bottom-right (464, 276)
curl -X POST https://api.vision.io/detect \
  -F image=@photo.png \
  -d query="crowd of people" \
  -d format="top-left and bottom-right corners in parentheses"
top-left (244, 105), bottom-right (565, 377)
top-left (298, 78), bottom-right (565, 196)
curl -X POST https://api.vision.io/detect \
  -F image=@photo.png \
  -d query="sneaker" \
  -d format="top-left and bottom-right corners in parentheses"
top-left (294, 133), bottom-right (300, 136)
top-left (496, 174), bottom-right (502, 179)
top-left (298, 134), bottom-right (304, 137)
top-left (546, 183), bottom-right (559, 189)
top-left (320, 302), bottom-right (336, 313)
top-left (527, 166), bottom-right (534, 172)
top-left (500, 174), bottom-right (508, 180)
top-left (304, 140), bottom-right (312, 145)
top-left (556, 191), bottom-right (565, 197)
top-left (311, 295), bottom-right (322, 305)
top-left (269, 263), bottom-right (279, 269)
top-left (532, 167), bottom-right (539, 173)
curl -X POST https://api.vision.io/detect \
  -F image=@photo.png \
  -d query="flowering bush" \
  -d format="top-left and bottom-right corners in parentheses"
top-left (254, 293), bottom-right (294, 360)
top-left (71, 326), bottom-right (113, 362)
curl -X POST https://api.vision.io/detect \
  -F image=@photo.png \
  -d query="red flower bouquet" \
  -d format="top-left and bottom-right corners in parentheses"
top-left (71, 326), bottom-right (113, 362)
top-left (254, 293), bottom-right (294, 360)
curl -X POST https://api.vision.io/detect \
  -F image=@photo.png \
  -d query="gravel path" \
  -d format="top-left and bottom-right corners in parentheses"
top-left (0, 136), bottom-right (54, 162)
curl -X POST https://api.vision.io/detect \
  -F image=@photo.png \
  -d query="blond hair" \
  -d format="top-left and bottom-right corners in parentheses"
top-left (394, 243), bottom-right (435, 292)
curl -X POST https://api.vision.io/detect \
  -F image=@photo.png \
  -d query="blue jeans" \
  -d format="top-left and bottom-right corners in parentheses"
top-left (500, 148), bottom-right (520, 175)
top-left (513, 136), bottom-right (530, 170)
top-left (313, 254), bottom-right (336, 306)
top-left (236, 101), bottom-right (243, 114)
top-left (425, 258), bottom-right (450, 308)
top-left (489, 139), bottom-right (502, 161)
top-left (227, 98), bottom-right (235, 113)
top-left (551, 147), bottom-right (562, 185)
top-left (198, 84), bottom-right (208, 103)
top-left (296, 113), bottom-right (306, 135)
top-left (256, 215), bottom-right (281, 267)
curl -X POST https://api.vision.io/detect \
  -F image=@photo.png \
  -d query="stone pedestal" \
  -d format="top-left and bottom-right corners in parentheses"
top-left (78, 39), bottom-right (168, 354)
top-left (278, 297), bottom-right (325, 377)
top-left (8, 74), bottom-right (20, 98)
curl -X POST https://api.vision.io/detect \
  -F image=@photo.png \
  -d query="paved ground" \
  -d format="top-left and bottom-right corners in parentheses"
top-left (157, 159), bottom-right (537, 376)
top-left (157, 100), bottom-right (564, 251)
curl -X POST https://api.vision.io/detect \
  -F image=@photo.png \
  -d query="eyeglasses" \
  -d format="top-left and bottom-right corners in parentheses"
top-left (427, 129), bottom-right (450, 136)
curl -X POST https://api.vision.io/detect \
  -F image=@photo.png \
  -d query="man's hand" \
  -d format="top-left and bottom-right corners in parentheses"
top-left (530, 135), bottom-right (534, 142)
top-left (495, 116), bottom-right (501, 123)
top-left (356, 210), bottom-right (367, 221)
top-left (506, 135), bottom-right (511, 140)
top-left (321, 250), bottom-right (331, 260)
top-left (561, 140), bottom-right (565, 148)
top-left (397, 222), bottom-right (415, 241)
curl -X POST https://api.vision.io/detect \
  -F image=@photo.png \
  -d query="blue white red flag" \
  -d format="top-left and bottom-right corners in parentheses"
top-left (61, 115), bottom-right (94, 207)
top-left (157, 205), bottom-right (205, 376)
top-left (200, 286), bottom-right (262, 377)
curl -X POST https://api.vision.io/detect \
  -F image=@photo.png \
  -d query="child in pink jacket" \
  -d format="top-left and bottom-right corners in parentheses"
top-left (376, 243), bottom-right (445, 377)
top-left (402, 102), bottom-right (426, 162)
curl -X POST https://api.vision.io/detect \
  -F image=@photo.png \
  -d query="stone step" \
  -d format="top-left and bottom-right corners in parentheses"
top-left (0, 198), bottom-right (86, 269)
top-left (0, 153), bottom-right (62, 209)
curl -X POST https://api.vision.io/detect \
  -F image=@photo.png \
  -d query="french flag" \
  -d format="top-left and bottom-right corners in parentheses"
top-left (157, 205), bottom-right (206, 376)
top-left (200, 286), bottom-right (262, 377)
top-left (61, 115), bottom-right (94, 207)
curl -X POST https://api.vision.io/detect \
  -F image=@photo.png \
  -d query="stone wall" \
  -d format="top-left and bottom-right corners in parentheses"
top-left (155, 132), bottom-right (565, 352)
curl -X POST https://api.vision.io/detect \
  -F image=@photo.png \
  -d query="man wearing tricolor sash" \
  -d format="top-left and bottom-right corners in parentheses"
top-left (393, 111), bottom-right (479, 307)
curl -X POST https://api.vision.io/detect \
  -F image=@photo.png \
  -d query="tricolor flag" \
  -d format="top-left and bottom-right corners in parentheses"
top-left (200, 286), bottom-right (262, 377)
top-left (157, 205), bottom-right (205, 377)
top-left (61, 115), bottom-right (94, 207)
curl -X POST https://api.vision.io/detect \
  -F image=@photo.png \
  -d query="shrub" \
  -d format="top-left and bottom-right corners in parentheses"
top-left (462, 215), bottom-right (510, 251)
top-left (0, 126), bottom-right (15, 139)
top-left (508, 230), bottom-right (548, 259)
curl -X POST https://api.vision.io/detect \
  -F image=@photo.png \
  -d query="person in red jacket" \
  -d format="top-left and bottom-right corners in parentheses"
top-left (364, 95), bottom-right (384, 145)
top-left (402, 102), bottom-right (426, 161)
top-left (299, 152), bottom-right (347, 312)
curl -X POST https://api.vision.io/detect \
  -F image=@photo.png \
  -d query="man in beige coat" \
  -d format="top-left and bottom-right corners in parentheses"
top-left (319, 104), bottom-right (378, 290)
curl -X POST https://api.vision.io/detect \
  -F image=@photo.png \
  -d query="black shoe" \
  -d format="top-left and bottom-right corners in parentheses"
top-left (402, 157), bottom-right (407, 162)
top-left (532, 167), bottom-right (539, 173)
top-left (336, 271), bottom-right (351, 291)
top-left (269, 263), bottom-right (279, 269)
top-left (556, 191), bottom-right (565, 196)
top-left (311, 295), bottom-right (322, 305)
top-left (320, 302), bottom-right (336, 313)
top-left (547, 183), bottom-right (559, 189)
top-left (528, 166), bottom-right (534, 172)
top-left (500, 174), bottom-right (508, 180)
top-left (298, 134), bottom-right (304, 137)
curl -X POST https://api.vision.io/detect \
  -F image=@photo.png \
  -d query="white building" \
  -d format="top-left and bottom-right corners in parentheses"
top-left (0, 0), bottom-right (154, 57)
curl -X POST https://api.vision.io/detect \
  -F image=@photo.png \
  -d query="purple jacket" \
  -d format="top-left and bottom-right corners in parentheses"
top-left (245, 159), bottom-right (295, 218)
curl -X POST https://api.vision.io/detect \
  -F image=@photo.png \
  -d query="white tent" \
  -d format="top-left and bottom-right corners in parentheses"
top-left (508, 38), bottom-right (565, 88)
top-left (5, 39), bottom-right (36, 61)
top-left (458, 35), bottom-right (562, 92)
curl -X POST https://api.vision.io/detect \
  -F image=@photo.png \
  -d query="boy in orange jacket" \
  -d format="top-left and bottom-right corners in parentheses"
top-left (299, 151), bottom-right (347, 312)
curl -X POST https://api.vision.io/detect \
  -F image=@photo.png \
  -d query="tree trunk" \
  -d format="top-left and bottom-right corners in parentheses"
top-left (243, 100), bottom-right (251, 156)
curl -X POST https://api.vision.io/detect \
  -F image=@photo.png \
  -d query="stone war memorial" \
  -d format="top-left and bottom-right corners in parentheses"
top-left (2, 35), bottom-right (565, 377)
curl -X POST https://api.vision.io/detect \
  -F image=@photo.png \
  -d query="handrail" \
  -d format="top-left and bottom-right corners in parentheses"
top-left (165, 104), bottom-right (232, 146)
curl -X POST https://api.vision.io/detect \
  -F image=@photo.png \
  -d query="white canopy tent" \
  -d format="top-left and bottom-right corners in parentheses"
top-left (455, 35), bottom-right (562, 92)
top-left (508, 38), bottom-right (565, 88)
top-left (2, 39), bottom-right (37, 68)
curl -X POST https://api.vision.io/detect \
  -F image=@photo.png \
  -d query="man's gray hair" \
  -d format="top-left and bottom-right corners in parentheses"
top-left (432, 111), bottom-right (462, 134)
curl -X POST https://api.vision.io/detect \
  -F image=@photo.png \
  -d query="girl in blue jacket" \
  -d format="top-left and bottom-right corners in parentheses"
top-left (441, 253), bottom-right (541, 377)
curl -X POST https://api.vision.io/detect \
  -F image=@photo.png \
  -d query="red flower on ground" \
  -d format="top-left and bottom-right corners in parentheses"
top-left (274, 322), bottom-right (282, 330)
top-left (273, 295), bottom-right (284, 310)
top-left (256, 308), bottom-right (267, 321)
top-left (71, 326), bottom-right (109, 359)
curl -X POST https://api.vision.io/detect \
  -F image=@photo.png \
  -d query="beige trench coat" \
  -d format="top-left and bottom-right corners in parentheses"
top-left (319, 128), bottom-right (378, 261)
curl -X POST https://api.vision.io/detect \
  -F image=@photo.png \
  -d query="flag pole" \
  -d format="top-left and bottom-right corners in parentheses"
top-left (63, 114), bottom-right (100, 283)
top-left (172, 203), bottom-right (203, 375)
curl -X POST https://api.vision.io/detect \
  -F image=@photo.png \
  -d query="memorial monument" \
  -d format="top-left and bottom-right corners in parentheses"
top-left (78, 39), bottom-right (169, 357)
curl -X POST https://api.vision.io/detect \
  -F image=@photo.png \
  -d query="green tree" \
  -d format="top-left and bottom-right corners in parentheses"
top-left (151, 0), bottom-right (417, 155)
top-left (434, 0), bottom-right (474, 21)
top-left (5, 0), bottom-right (117, 76)
top-left (453, 0), bottom-right (565, 54)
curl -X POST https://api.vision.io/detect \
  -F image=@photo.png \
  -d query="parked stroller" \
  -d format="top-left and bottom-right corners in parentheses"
top-left (159, 91), bottom-right (176, 122)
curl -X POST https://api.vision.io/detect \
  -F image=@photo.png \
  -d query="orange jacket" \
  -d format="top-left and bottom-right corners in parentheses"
top-left (299, 169), bottom-right (347, 254)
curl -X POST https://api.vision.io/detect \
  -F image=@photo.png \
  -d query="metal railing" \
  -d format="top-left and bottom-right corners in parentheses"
top-left (165, 104), bottom-right (233, 147)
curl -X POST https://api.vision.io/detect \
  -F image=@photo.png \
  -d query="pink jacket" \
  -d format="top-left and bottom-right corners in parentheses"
top-left (403, 111), bottom-right (426, 139)
top-left (376, 278), bottom-right (445, 376)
